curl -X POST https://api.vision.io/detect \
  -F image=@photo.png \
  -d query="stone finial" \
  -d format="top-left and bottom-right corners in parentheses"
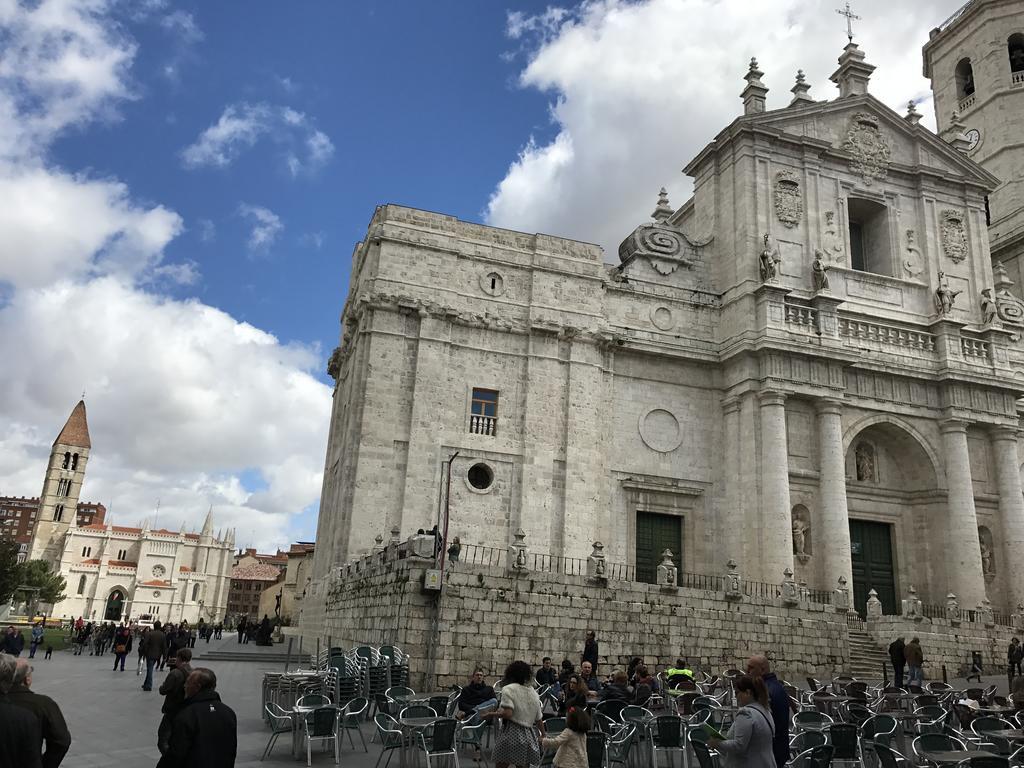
top-left (651, 188), bottom-right (674, 222)
top-left (994, 261), bottom-right (1015, 293)
top-left (509, 528), bottom-right (529, 573)
top-left (798, 578), bottom-right (810, 601)
top-left (1013, 603), bottom-right (1024, 632)
top-left (977, 597), bottom-right (995, 627)
top-left (902, 584), bottom-right (923, 621)
top-left (833, 575), bottom-right (850, 613)
top-left (829, 42), bottom-right (875, 98)
top-left (946, 592), bottom-right (961, 625)
top-left (389, 525), bottom-right (401, 546)
top-left (781, 567), bottom-right (800, 607)
top-left (374, 533), bottom-right (384, 549)
top-left (657, 549), bottom-right (678, 590)
top-left (866, 588), bottom-right (883, 619)
top-left (789, 69), bottom-right (814, 106)
top-left (741, 57), bottom-right (768, 115)
top-left (905, 100), bottom-right (922, 126)
top-left (724, 559), bottom-right (743, 602)
top-left (946, 110), bottom-right (971, 153)
top-left (587, 541), bottom-right (607, 581)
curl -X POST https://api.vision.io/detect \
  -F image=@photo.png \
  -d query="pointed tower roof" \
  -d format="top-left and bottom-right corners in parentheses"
top-left (54, 400), bottom-right (91, 449)
top-left (201, 507), bottom-right (214, 538)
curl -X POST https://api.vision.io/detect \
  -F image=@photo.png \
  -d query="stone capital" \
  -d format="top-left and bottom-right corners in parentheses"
top-left (758, 390), bottom-right (788, 407)
top-left (815, 398), bottom-right (844, 417)
top-left (722, 396), bottom-right (742, 415)
top-left (989, 425), bottom-right (1021, 443)
top-left (939, 418), bottom-right (970, 435)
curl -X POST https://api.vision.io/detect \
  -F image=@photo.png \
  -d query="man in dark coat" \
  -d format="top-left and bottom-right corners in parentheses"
top-left (582, 630), bottom-right (598, 674)
top-left (748, 654), bottom-right (795, 768)
top-left (142, 621), bottom-right (168, 691)
top-left (889, 636), bottom-right (906, 688)
top-left (157, 667), bottom-right (237, 768)
top-left (236, 616), bottom-right (247, 644)
top-left (0, 654), bottom-right (44, 768)
top-left (8, 658), bottom-right (72, 768)
top-left (3, 625), bottom-right (25, 656)
top-left (158, 648), bottom-right (194, 754)
top-left (456, 669), bottom-right (496, 718)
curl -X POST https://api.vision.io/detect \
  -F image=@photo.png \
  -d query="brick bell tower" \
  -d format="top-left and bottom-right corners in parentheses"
top-left (28, 400), bottom-right (92, 564)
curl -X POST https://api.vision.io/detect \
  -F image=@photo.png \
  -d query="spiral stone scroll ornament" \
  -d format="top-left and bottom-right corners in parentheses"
top-left (617, 222), bottom-right (712, 276)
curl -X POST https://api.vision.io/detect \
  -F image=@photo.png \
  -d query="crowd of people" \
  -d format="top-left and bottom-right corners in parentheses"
top-left (233, 614), bottom-right (274, 645)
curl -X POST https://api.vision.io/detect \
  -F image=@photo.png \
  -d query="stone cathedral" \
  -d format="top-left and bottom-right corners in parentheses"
top-left (309, 1), bottom-right (1024, 632)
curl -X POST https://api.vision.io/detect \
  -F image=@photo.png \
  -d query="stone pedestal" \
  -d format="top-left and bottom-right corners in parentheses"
top-left (833, 576), bottom-right (850, 613)
top-left (759, 391), bottom-right (794, 581)
top-left (781, 568), bottom-right (800, 608)
top-left (657, 550), bottom-right (678, 592)
top-left (902, 585), bottom-right (923, 621)
top-left (866, 588), bottom-right (883, 619)
top-left (939, 420), bottom-right (987, 609)
top-left (509, 529), bottom-right (529, 573)
top-left (991, 428), bottom-right (1024, 611)
top-left (587, 542), bottom-right (607, 582)
top-left (724, 560), bottom-right (743, 602)
top-left (946, 593), bottom-right (961, 626)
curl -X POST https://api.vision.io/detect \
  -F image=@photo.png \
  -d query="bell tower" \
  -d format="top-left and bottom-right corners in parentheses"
top-left (923, 0), bottom-right (1024, 282)
top-left (28, 400), bottom-right (92, 564)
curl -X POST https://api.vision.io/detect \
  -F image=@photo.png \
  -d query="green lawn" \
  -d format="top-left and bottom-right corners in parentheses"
top-left (41, 627), bottom-right (70, 652)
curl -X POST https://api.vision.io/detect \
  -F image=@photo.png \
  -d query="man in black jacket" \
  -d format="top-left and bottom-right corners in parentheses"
top-left (158, 648), bottom-right (194, 754)
top-left (889, 636), bottom-right (906, 688)
top-left (142, 621), bottom-right (168, 691)
top-left (157, 667), bottom-right (237, 768)
top-left (8, 658), bottom-right (71, 768)
top-left (0, 654), bottom-right (44, 768)
top-left (456, 669), bottom-right (496, 718)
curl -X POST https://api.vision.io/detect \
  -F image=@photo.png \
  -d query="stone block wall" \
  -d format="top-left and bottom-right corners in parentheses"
top-left (307, 555), bottom-right (851, 689)
top-left (865, 615), bottom-right (1021, 678)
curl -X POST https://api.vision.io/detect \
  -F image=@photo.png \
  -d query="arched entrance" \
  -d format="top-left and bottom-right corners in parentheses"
top-left (104, 589), bottom-right (126, 621)
top-left (844, 420), bottom-right (940, 615)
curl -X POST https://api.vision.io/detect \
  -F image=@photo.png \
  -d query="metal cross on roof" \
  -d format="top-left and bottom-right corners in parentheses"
top-left (836, 2), bottom-right (861, 42)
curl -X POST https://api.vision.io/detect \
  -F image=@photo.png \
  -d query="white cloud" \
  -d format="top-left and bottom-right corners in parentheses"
top-left (181, 102), bottom-right (335, 176)
top-left (486, 0), bottom-right (966, 257)
top-left (0, 1), bottom-right (332, 551)
top-left (160, 10), bottom-right (203, 44)
top-left (196, 218), bottom-right (216, 243)
top-left (239, 204), bottom-right (284, 251)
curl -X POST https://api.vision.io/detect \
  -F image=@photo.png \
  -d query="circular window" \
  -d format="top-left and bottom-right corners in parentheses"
top-left (152, 564), bottom-right (166, 578)
top-left (467, 463), bottom-right (494, 491)
top-left (152, 590), bottom-right (161, 598)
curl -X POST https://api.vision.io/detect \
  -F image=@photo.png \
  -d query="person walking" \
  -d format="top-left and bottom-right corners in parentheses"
top-left (1008, 638), bottom-right (1023, 688)
top-left (137, 626), bottom-right (149, 674)
top-left (707, 676), bottom-right (776, 768)
top-left (0, 654), bottom-right (43, 768)
top-left (581, 631), bottom-right (598, 675)
top-left (889, 636), bottom-right (906, 688)
top-left (8, 658), bottom-right (72, 768)
top-left (747, 654), bottom-right (794, 768)
top-left (541, 706), bottom-right (588, 768)
top-left (142, 621), bottom-right (168, 692)
top-left (158, 649), bottom-right (194, 754)
top-left (483, 661), bottom-right (544, 768)
top-left (3, 626), bottom-right (25, 657)
top-left (29, 623), bottom-right (45, 660)
top-left (156, 668), bottom-right (237, 768)
top-left (236, 616), bottom-right (247, 644)
top-left (905, 637), bottom-right (925, 686)
top-left (112, 623), bottom-right (132, 672)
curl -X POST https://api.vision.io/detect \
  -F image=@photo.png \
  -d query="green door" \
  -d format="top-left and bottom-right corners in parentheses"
top-left (636, 512), bottom-right (682, 584)
top-left (849, 519), bottom-right (897, 616)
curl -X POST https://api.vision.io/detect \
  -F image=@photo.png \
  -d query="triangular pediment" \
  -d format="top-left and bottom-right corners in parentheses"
top-left (689, 95), bottom-right (998, 190)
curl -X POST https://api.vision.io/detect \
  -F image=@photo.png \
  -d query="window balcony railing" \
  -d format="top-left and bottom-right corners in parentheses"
top-left (958, 93), bottom-right (976, 111)
top-left (838, 318), bottom-right (936, 352)
top-left (1013, 71), bottom-right (1024, 85)
top-left (469, 414), bottom-right (498, 437)
top-left (960, 336), bottom-right (990, 360)
top-left (784, 304), bottom-right (818, 330)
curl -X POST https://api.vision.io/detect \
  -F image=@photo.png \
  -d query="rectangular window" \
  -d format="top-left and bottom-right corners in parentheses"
top-left (469, 388), bottom-right (499, 436)
top-left (847, 198), bottom-right (892, 276)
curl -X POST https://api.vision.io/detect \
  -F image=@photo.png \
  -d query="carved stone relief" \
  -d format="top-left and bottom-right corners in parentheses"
top-left (822, 211), bottom-right (846, 263)
top-left (840, 112), bottom-right (891, 184)
top-left (759, 234), bottom-right (781, 282)
top-left (811, 250), bottom-right (831, 292)
top-left (940, 210), bottom-right (969, 264)
top-left (978, 525), bottom-right (995, 579)
top-left (326, 346), bottom-right (342, 380)
top-left (617, 222), bottom-right (713, 276)
top-left (935, 270), bottom-right (961, 315)
top-left (791, 504), bottom-right (811, 563)
top-left (902, 229), bottom-right (924, 280)
top-left (855, 442), bottom-right (877, 482)
top-left (774, 170), bottom-right (803, 228)
top-left (993, 262), bottom-right (1024, 326)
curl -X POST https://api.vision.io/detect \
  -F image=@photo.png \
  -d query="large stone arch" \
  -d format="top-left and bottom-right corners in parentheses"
top-left (103, 586), bottom-right (128, 621)
top-left (842, 413), bottom-right (944, 489)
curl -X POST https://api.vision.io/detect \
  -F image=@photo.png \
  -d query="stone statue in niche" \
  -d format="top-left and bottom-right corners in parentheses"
top-left (841, 112), bottom-right (891, 184)
top-left (759, 234), bottom-right (780, 282)
top-left (993, 262), bottom-right (1024, 326)
top-left (978, 526), bottom-right (995, 577)
top-left (855, 442), bottom-right (876, 483)
top-left (812, 250), bottom-right (831, 292)
top-left (935, 271), bottom-right (962, 315)
top-left (981, 289), bottom-right (997, 325)
top-left (903, 229), bottom-right (924, 280)
top-left (822, 211), bottom-right (846, 263)
top-left (791, 505), bottom-right (811, 563)
top-left (940, 210), bottom-right (969, 264)
top-left (774, 171), bottom-right (803, 228)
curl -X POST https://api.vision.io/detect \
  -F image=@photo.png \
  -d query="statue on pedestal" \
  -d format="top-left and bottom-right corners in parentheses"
top-left (759, 234), bottom-right (780, 282)
top-left (935, 271), bottom-right (961, 315)
top-left (811, 250), bottom-right (831, 292)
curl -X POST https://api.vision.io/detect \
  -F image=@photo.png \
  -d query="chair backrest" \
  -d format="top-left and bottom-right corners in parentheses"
top-left (308, 706), bottom-right (337, 738)
top-left (597, 699), bottom-right (627, 721)
top-left (607, 723), bottom-right (636, 763)
top-left (653, 715), bottom-right (683, 748)
top-left (792, 731), bottom-right (827, 753)
top-left (806, 745), bottom-right (835, 768)
top-left (676, 692), bottom-right (700, 716)
top-left (586, 731), bottom-right (606, 768)
top-left (967, 688), bottom-right (986, 701)
top-left (594, 710), bottom-right (620, 735)
top-left (691, 741), bottom-right (717, 768)
top-left (401, 705), bottom-right (437, 719)
top-left (692, 696), bottom-right (718, 712)
top-left (387, 686), bottom-right (415, 700)
top-left (545, 717), bottom-right (567, 737)
top-left (828, 723), bottom-right (859, 760)
top-left (842, 703), bottom-right (872, 726)
top-left (375, 713), bottom-right (405, 747)
top-left (862, 715), bottom-right (897, 739)
top-left (428, 696), bottom-right (451, 717)
top-left (873, 742), bottom-right (904, 768)
top-left (297, 693), bottom-right (331, 708)
top-left (973, 716), bottom-right (1013, 734)
top-left (796, 710), bottom-right (829, 726)
top-left (915, 694), bottom-right (939, 707)
top-left (914, 733), bottom-right (963, 757)
top-left (427, 718), bottom-right (458, 752)
top-left (345, 696), bottom-right (368, 716)
top-left (621, 705), bottom-right (653, 724)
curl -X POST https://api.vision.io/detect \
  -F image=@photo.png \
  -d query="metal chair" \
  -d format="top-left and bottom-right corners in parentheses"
top-left (262, 702), bottom-right (294, 761)
top-left (374, 713), bottom-right (407, 768)
top-left (791, 745), bottom-right (835, 768)
top-left (873, 742), bottom-right (910, 768)
top-left (825, 723), bottom-right (858, 764)
top-left (401, 704), bottom-right (438, 720)
top-left (621, 705), bottom-right (654, 725)
top-left (341, 696), bottom-right (368, 751)
top-left (303, 706), bottom-right (340, 766)
top-left (690, 739), bottom-right (720, 768)
top-left (417, 717), bottom-right (460, 768)
top-left (429, 696), bottom-right (453, 718)
top-left (839, 702), bottom-right (872, 727)
top-left (955, 758), bottom-right (1010, 768)
top-left (912, 732), bottom-right (967, 765)
top-left (586, 731), bottom-right (606, 768)
top-left (594, 710), bottom-right (623, 736)
top-left (790, 730), bottom-right (827, 757)
top-left (860, 714), bottom-right (898, 765)
top-left (795, 711), bottom-right (833, 734)
top-left (297, 693), bottom-right (332, 709)
top-left (607, 722), bottom-right (637, 768)
top-left (649, 715), bottom-right (684, 768)
top-left (456, 719), bottom-right (490, 766)
top-left (1009, 744), bottom-right (1024, 767)
top-left (971, 717), bottom-right (1016, 755)
top-left (387, 685), bottom-right (416, 705)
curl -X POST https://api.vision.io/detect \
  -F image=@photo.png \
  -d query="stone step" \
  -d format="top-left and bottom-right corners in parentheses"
top-left (196, 651), bottom-right (312, 664)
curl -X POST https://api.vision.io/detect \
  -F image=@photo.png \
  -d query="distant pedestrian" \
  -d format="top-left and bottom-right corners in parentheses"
top-left (447, 536), bottom-right (462, 564)
top-left (112, 623), bottom-right (132, 672)
top-left (137, 627), bottom-right (148, 674)
top-left (889, 636), bottom-right (906, 688)
top-left (156, 668), bottom-right (237, 768)
top-left (582, 630), bottom-right (598, 674)
top-left (1008, 638), bottom-right (1023, 685)
top-left (236, 616), bottom-right (247, 644)
top-left (29, 623), bottom-right (45, 659)
top-left (3, 626), bottom-right (25, 657)
top-left (158, 648), bottom-right (194, 754)
top-left (905, 637), bottom-right (924, 686)
top-left (0, 653), bottom-right (43, 768)
top-left (141, 621), bottom-right (168, 692)
top-left (8, 657), bottom-right (72, 768)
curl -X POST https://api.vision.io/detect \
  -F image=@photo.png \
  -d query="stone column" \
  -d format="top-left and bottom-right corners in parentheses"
top-left (816, 399), bottom-right (853, 592)
top-left (721, 397), bottom-right (744, 563)
top-left (939, 419), bottom-right (987, 608)
top-left (990, 427), bottom-right (1024, 610)
top-left (759, 390), bottom-right (794, 581)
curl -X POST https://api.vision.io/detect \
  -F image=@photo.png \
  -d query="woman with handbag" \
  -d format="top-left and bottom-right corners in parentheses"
top-left (112, 623), bottom-right (133, 671)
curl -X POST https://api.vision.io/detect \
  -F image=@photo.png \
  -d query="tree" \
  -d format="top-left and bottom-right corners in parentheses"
top-left (16, 559), bottom-right (67, 605)
top-left (0, 540), bottom-right (20, 604)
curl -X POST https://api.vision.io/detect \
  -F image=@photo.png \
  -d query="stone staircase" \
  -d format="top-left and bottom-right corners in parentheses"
top-left (847, 620), bottom-right (891, 681)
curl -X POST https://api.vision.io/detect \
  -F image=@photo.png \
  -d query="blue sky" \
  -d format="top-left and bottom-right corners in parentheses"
top-left (0, 0), bottom-right (962, 551)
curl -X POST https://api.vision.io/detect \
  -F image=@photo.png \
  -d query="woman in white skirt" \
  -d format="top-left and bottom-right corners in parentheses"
top-left (483, 661), bottom-right (545, 768)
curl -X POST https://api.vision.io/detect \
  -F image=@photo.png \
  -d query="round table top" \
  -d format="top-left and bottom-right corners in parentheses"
top-left (919, 749), bottom-right (997, 764)
top-left (401, 717), bottom-right (439, 728)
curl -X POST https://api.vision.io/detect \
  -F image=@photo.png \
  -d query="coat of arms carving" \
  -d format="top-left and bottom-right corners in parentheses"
top-left (940, 209), bottom-right (968, 264)
top-left (774, 171), bottom-right (802, 228)
top-left (840, 112), bottom-right (891, 184)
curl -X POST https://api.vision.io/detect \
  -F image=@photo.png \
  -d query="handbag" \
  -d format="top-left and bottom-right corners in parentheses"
top-left (115, 643), bottom-right (127, 653)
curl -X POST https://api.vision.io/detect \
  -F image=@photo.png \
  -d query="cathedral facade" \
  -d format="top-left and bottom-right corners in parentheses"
top-left (310, 6), bottom-right (1024, 622)
top-left (28, 401), bottom-right (234, 623)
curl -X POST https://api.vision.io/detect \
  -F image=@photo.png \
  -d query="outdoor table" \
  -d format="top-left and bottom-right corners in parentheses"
top-left (918, 749), bottom-right (999, 765)
top-left (290, 704), bottom-right (320, 760)
top-left (977, 706), bottom-right (1017, 715)
top-left (887, 712), bottom-right (925, 753)
top-left (399, 715), bottom-right (439, 768)
top-left (980, 728), bottom-right (1024, 742)
top-left (810, 694), bottom-right (850, 717)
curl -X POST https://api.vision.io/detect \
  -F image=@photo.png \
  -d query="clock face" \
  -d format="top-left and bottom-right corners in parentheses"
top-left (965, 128), bottom-right (981, 151)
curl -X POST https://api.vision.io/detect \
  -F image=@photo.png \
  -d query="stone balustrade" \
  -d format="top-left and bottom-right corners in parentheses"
top-left (838, 317), bottom-right (936, 352)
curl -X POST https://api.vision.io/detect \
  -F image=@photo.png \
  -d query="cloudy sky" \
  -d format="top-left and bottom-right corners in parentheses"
top-left (0, 0), bottom-right (965, 551)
